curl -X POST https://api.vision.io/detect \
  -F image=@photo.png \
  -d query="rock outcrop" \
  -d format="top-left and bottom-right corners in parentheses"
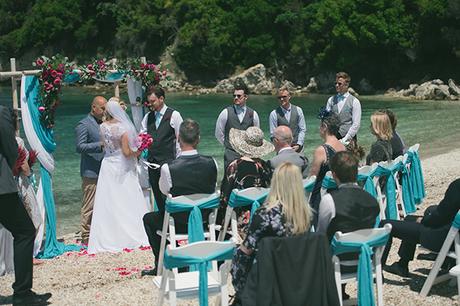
top-left (385, 79), bottom-right (460, 100)
top-left (214, 64), bottom-right (275, 94)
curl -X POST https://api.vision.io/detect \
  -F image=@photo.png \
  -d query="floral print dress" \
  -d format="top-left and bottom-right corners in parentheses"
top-left (231, 203), bottom-right (293, 295)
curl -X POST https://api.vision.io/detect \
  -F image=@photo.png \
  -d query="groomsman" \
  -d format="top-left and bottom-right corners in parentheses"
top-left (140, 86), bottom-right (183, 213)
top-left (215, 83), bottom-right (260, 170)
top-left (269, 87), bottom-right (306, 152)
top-left (0, 105), bottom-right (52, 305)
top-left (325, 72), bottom-right (361, 145)
top-left (75, 96), bottom-right (107, 244)
top-left (142, 119), bottom-right (217, 276)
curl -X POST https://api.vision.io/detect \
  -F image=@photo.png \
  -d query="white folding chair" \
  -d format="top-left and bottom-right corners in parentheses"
top-left (332, 224), bottom-right (392, 306)
top-left (420, 211), bottom-right (460, 297)
top-left (158, 240), bottom-right (235, 306)
top-left (156, 192), bottom-right (220, 277)
top-left (217, 187), bottom-right (269, 242)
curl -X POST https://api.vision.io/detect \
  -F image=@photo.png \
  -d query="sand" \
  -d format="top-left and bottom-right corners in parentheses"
top-left (1, 148), bottom-right (460, 305)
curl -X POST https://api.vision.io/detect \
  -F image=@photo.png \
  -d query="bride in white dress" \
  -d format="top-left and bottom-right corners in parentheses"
top-left (88, 99), bottom-right (150, 254)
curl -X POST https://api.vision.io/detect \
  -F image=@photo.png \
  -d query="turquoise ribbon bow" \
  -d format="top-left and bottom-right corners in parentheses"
top-left (228, 188), bottom-right (269, 222)
top-left (163, 242), bottom-right (235, 306)
top-left (452, 212), bottom-right (460, 229)
top-left (321, 175), bottom-right (337, 189)
top-left (372, 164), bottom-right (399, 220)
top-left (405, 150), bottom-right (426, 205)
top-left (398, 163), bottom-right (416, 214)
top-left (303, 177), bottom-right (316, 193)
top-left (331, 233), bottom-right (389, 306)
top-left (357, 173), bottom-right (378, 199)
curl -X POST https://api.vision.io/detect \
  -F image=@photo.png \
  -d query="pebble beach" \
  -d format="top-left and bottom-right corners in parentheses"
top-left (1, 147), bottom-right (460, 306)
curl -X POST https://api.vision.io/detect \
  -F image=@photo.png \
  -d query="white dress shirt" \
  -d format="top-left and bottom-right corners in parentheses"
top-left (214, 105), bottom-right (260, 145)
top-left (268, 104), bottom-right (306, 146)
top-left (140, 104), bottom-right (183, 157)
top-left (325, 92), bottom-right (361, 142)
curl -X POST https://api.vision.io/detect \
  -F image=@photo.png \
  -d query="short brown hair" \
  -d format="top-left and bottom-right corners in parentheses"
top-left (330, 151), bottom-right (358, 183)
top-left (336, 72), bottom-right (351, 84)
top-left (146, 85), bottom-right (165, 99)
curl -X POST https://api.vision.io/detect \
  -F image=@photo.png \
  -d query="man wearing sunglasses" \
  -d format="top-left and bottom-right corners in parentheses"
top-left (215, 83), bottom-right (260, 170)
top-left (269, 87), bottom-right (306, 152)
top-left (325, 72), bottom-right (361, 146)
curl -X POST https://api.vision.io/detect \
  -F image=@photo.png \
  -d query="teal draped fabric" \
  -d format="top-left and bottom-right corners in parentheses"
top-left (24, 76), bottom-right (80, 258)
top-left (321, 176), bottom-right (337, 189)
top-left (406, 151), bottom-right (426, 204)
top-left (303, 178), bottom-right (316, 193)
top-left (63, 70), bottom-right (81, 83)
top-left (357, 173), bottom-right (377, 199)
top-left (331, 233), bottom-right (389, 306)
top-left (165, 194), bottom-right (220, 245)
top-left (228, 189), bottom-right (269, 221)
top-left (452, 212), bottom-right (460, 229)
top-left (399, 164), bottom-right (416, 214)
top-left (164, 242), bottom-right (234, 306)
top-left (106, 72), bottom-right (124, 82)
top-left (372, 165), bottom-right (397, 220)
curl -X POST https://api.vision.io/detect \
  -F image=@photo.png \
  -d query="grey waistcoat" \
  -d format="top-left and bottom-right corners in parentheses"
top-left (332, 94), bottom-right (354, 138)
top-left (276, 105), bottom-right (300, 144)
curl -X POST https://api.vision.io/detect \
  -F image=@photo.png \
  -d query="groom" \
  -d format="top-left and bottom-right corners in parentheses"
top-left (0, 105), bottom-right (52, 305)
top-left (140, 86), bottom-right (183, 213)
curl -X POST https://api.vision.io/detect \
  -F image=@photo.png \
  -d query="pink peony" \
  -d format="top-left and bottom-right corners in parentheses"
top-left (38, 106), bottom-right (45, 112)
top-left (53, 78), bottom-right (61, 85)
top-left (87, 64), bottom-right (94, 70)
top-left (148, 64), bottom-right (155, 70)
top-left (51, 70), bottom-right (58, 78)
top-left (36, 58), bottom-right (44, 66)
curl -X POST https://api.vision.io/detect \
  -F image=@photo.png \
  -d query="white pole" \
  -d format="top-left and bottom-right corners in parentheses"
top-left (10, 58), bottom-right (18, 111)
top-left (113, 58), bottom-right (120, 98)
top-left (140, 57), bottom-right (146, 65)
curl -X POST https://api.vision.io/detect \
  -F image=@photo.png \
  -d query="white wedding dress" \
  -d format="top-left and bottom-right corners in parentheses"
top-left (88, 121), bottom-right (150, 254)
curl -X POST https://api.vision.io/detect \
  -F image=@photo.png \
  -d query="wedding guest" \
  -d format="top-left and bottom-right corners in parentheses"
top-left (230, 162), bottom-right (312, 305)
top-left (309, 111), bottom-right (346, 221)
top-left (140, 86), bottom-right (183, 213)
top-left (366, 111), bottom-right (393, 165)
top-left (325, 72), bottom-right (361, 146)
top-left (141, 119), bottom-right (218, 276)
top-left (219, 127), bottom-right (273, 233)
top-left (269, 87), bottom-right (306, 152)
top-left (381, 109), bottom-right (406, 159)
top-left (75, 96), bottom-right (107, 244)
top-left (381, 178), bottom-right (460, 277)
top-left (268, 126), bottom-right (308, 177)
top-left (215, 83), bottom-right (260, 170)
top-left (0, 105), bottom-right (51, 305)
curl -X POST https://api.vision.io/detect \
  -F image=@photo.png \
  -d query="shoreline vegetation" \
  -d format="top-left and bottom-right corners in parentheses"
top-left (1, 148), bottom-right (459, 305)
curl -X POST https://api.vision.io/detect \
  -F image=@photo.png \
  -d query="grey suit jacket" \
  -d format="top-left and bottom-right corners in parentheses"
top-left (0, 105), bottom-right (19, 195)
top-left (75, 114), bottom-right (104, 178)
top-left (269, 148), bottom-right (309, 178)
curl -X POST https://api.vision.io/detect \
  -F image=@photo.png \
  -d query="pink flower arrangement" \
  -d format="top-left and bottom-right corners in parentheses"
top-left (137, 132), bottom-right (153, 151)
top-left (83, 58), bottom-right (108, 80)
top-left (125, 58), bottom-right (167, 88)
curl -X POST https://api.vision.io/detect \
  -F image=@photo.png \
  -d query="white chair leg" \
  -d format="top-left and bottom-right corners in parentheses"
top-left (219, 261), bottom-right (230, 306)
top-left (157, 212), bottom-right (170, 276)
top-left (333, 256), bottom-right (343, 306)
top-left (218, 207), bottom-right (233, 241)
top-left (169, 271), bottom-right (177, 306)
top-left (375, 262), bottom-right (384, 306)
top-left (159, 269), bottom-right (168, 306)
top-left (420, 240), bottom-right (453, 296)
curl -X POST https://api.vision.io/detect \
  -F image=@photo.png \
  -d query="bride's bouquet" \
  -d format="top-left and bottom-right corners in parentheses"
top-left (137, 132), bottom-right (153, 151)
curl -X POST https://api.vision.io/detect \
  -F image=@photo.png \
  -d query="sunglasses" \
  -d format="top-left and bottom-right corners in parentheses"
top-left (278, 95), bottom-right (289, 100)
top-left (335, 82), bottom-right (346, 86)
top-left (233, 94), bottom-right (244, 99)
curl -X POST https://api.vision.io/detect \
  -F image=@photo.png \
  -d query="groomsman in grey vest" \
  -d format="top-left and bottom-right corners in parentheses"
top-left (269, 126), bottom-right (309, 177)
top-left (75, 96), bottom-right (107, 244)
top-left (215, 83), bottom-right (260, 170)
top-left (269, 87), bottom-right (306, 152)
top-left (325, 72), bottom-right (361, 145)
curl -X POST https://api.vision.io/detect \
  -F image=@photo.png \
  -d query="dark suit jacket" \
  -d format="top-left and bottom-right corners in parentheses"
top-left (0, 105), bottom-right (19, 195)
top-left (269, 147), bottom-right (309, 178)
top-left (75, 114), bottom-right (104, 178)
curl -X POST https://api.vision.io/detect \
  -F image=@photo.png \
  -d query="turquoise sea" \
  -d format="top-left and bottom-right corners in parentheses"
top-left (1, 86), bottom-right (459, 235)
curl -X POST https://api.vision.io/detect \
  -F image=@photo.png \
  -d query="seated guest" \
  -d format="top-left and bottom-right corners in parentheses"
top-left (381, 109), bottom-right (406, 159)
top-left (141, 119), bottom-right (217, 276)
top-left (269, 126), bottom-right (309, 177)
top-left (366, 111), bottom-right (393, 165)
top-left (309, 111), bottom-right (346, 218)
top-left (381, 178), bottom-right (460, 277)
top-left (230, 162), bottom-right (312, 306)
top-left (317, 151), bottom-right (380, 240)
top-left (219, 127), bottom-right (273, 227)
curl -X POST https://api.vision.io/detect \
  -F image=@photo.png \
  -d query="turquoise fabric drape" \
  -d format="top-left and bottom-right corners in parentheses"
top-left (165, 194), bottom-right (220, 244)
top-left (372, 165), bottom-right (398, 220)
top-left (163, 242), bottom-right (235, 306)
top-left (357, 173), bottom-right (377, 199)
top-left (331, 233), bottom-right (389, 306)
top-left (63, 70), bottom-right (81, 83)
top-left (25, 76), bottom-right (81, 258)
top-left (321, 176), bottom-right (337, 189)
top-left (228, 189), bottom-right (269, 221)
top-left (406, 150), bottom-right (426, 205)
top-left (303, 178), bottom-right (316, 193)
top-left (399, 164), bottom-right (416, 214)
top-left (452, 212), bottom-right (460, 229)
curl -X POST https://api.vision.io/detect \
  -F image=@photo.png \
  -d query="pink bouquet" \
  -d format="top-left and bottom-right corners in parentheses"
top-left (137, 133), bottom-right (153, 151)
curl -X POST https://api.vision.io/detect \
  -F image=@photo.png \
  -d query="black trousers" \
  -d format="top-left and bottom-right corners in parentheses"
top-left (0, 192), bottom-right (35, 295)
top-left (148, 167), bottom-right (166, 212)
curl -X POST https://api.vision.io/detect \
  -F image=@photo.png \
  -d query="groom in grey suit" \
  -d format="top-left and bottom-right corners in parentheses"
top-left (75, 96), bottom-right (107, 244)
top-left (269, 125), bottom-right (309, 177)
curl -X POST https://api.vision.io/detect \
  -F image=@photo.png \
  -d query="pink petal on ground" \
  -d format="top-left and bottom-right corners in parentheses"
top-left (119, 271), bottom-right (131, 276)
top-left (123, 248), bottom-right (133, 253)
top-left (139, 246), bottom-right (152, 251)
top-left (114, 267), bottom-right (127, 271)
top-left (144, 265), bottom-right (153, 270)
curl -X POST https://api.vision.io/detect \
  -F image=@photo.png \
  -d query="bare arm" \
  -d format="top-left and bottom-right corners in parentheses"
top-left (121, 133), bottom-right (141, 158)
top-left (309, 145), bottom-right (326, 177)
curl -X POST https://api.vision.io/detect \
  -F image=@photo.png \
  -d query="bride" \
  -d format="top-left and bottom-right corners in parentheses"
top-left (88, 99), bottom-right (150, 254)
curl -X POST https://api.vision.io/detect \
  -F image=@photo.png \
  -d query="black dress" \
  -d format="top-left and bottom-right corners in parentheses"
top-left (366, 139), bottom-right (392, 165)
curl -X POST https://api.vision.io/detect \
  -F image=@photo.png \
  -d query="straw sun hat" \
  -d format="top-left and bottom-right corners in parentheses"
top-left (229, 127), bottom-right (274, 158)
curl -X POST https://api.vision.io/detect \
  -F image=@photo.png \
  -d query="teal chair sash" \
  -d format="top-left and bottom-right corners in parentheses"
top-left (452, 212), bottom-right (460, 229)
top-left (303, 177), bottom-right (316, 193)
top-left (406, 150), bottom-right (426, 205)
top-left (228, 188), bottom-right (269, 221)
top-left (164, 242), bottom-right (235, 306)
top-left (165, 194), bottom-right (220, 244)
top-left (399, 163), bottom-right (416, 214)
top-left (331, 233), bottom-right (390, 306)
top-left (357, 173), bottom-right (378, 199)
top-left (321, 175), bottom-right (337, 189)
top-left (372, 164), bottom-right (398, 220)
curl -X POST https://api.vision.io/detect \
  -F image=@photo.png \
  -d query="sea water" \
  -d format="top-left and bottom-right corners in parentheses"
top-left (1, 86), bottom-right (459, 235)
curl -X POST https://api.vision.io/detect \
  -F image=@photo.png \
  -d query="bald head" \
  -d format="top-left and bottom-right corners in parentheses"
top-left (273, 126), bottom-right (293, 152)
top-left (91, 96), bottom-right (107, 120)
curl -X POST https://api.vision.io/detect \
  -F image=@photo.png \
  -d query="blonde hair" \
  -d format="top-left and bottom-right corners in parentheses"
top-left (370, 111), bottom-right (393, 141)
top-left (265, 162), bottom-right (311, 234)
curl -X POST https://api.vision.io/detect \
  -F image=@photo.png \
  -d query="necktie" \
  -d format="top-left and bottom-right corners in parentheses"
top-left (155, 112), bottom-right (161, 128)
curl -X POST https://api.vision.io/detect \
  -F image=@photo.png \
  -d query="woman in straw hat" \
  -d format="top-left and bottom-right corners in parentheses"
top-left (230, 162), bottom-right (312, 305)
top-left (219, 126), bottom-right (273, 233)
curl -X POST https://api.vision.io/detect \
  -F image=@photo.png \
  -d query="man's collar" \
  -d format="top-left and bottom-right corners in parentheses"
top-left (179, 149), bottom-right (198, 156)
top-left (90, 113), bottom-right (103, 124)
top-left (234, 104), bottom-right (246, 112)
top-left (281, 103), bottom-right (291, 112)
top-left (278, 146), bottom-right (294, 154)
top-left (156, 104), bottom-right (167, 115)
top-left (338, 182), bottom-right (359, 188)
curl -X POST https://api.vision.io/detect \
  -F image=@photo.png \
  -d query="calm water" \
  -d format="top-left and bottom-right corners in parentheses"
top-left (1, 86), bottom-right (459, 235)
